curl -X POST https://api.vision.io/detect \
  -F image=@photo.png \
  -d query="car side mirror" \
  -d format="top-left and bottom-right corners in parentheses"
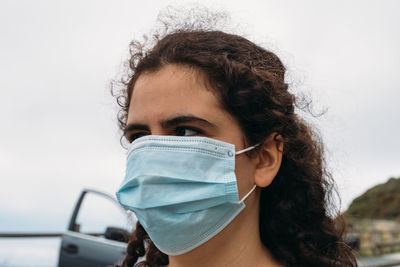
top-left (104, 226), bottom-right (130, 243)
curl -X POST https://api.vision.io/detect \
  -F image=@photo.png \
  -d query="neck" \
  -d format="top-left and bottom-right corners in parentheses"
top-left (166, 190), bottom-right (282, 267)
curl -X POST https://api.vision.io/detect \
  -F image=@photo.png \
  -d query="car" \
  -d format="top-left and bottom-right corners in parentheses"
top-left (58, 189), bottom-right (136, 267)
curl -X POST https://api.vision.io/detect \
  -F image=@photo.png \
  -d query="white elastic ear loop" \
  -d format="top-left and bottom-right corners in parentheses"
top-left (235, 143), bottom-right (260, 155)
top-left (236, 143), bottom-right (259, 203)
top-left (239, 185), bottom-right (257, 203)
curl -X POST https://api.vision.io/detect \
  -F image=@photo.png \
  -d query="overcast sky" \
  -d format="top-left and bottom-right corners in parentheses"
top-left (1, 0), bottom-right (399, 233)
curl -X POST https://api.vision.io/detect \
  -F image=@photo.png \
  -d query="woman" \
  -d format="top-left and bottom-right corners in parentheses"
top-left (113, 20), bottom-right (357, 267)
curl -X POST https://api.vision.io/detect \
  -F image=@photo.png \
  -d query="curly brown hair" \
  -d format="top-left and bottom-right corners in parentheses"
top-left (112, 18), bottom-right (357, 267)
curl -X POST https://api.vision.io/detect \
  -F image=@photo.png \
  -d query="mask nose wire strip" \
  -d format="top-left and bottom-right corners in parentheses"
top-left (235, 143), bottom-right (261, 155)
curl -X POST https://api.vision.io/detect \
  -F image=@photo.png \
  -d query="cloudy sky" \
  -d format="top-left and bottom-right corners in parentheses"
top-left (1, 0), bottom-right (399, 233)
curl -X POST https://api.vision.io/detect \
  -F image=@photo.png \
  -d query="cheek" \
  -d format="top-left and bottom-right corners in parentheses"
top-left (234, 156), bottom-right (256, 199)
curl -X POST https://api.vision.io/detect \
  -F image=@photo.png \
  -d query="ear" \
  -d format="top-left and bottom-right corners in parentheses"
top-left (254, 133), bottom-right (283, 188)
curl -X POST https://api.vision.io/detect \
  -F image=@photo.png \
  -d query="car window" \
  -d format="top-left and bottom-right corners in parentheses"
top-left (74, 192), bottom-right (135, 236)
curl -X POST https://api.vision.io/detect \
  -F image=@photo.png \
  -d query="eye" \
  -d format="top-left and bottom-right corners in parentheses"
top-left (127, 132), bottom-right (148, 143)
top-left (175, 127), bottom-right (201, 137)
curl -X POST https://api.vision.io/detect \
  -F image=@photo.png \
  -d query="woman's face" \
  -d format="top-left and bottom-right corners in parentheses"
top-left (125, 64), bottom-right (257, 199)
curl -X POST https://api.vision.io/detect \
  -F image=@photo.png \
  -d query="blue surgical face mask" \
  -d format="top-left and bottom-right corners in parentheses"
top-left (116, 135), bottom-right (258, 256)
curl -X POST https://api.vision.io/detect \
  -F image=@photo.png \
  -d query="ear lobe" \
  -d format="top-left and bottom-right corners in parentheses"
top-left (254, 134), bottom-right (283, 188)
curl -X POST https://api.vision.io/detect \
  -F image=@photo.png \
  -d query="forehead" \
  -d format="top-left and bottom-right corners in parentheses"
top-left (133, 65), bottom-right (213, 101)
top-left (128, 64), bottom-right (231, 125)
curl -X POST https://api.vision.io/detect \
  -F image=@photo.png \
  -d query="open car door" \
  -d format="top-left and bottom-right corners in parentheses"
top-left (58, 189), bottom-right (136, 267)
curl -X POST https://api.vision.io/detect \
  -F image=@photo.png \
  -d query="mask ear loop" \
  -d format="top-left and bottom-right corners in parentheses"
top-left (239, 185), bottom-right (257, 203)
top-left (235, 143), bottom-right (260, 203)
top-left (234, 142), bottom-right (259, 203)
top-left (235, 143), bottom-right (261, 155)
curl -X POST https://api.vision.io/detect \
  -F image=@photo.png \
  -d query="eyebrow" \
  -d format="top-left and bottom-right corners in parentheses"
top-left (161, 115), bottom-right (216, 129)
top-left (124, 115), bottom-right (216, 134)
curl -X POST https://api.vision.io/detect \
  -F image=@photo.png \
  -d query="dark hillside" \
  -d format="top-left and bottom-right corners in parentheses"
top-left (346, 177), bottom-right (400, 219)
